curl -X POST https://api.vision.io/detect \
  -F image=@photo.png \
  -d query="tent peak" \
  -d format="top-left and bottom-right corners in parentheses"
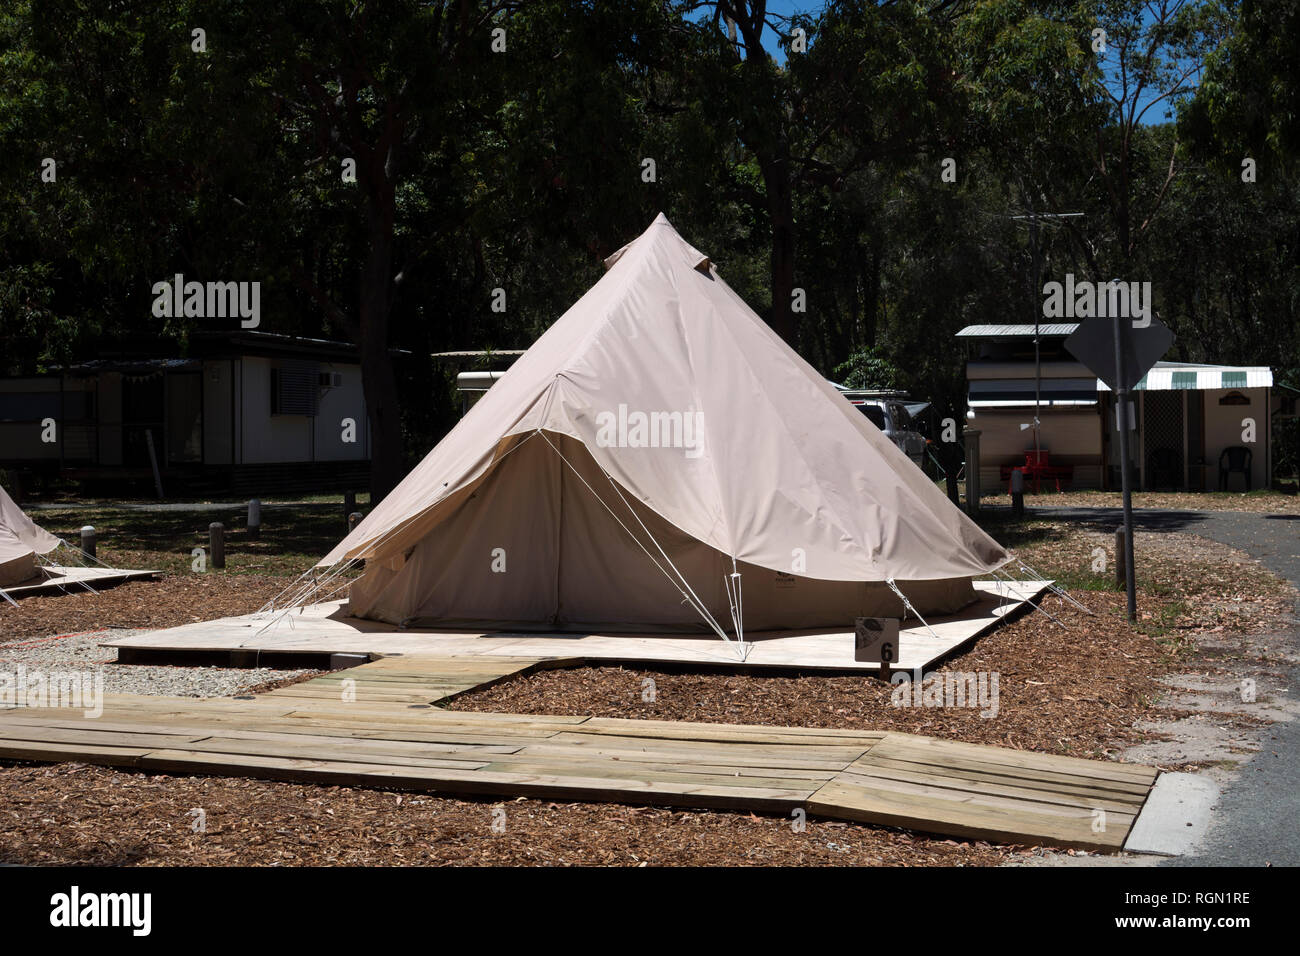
top-left (604, 213), bottom-right (707, 273)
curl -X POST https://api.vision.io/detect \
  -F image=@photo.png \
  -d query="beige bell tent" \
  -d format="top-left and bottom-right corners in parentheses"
top-left (313, 214), bottom-right (1010, 642)
top-left (0, 484), bottom-right (60, 590)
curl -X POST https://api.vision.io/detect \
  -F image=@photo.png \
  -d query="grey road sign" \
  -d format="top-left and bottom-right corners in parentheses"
top-left (1065, 315), bottom-right (1175, 392)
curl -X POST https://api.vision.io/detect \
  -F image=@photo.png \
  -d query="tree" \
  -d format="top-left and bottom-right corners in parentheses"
top-left (680, 1), bottom-right (970, 348)
top-left (1075, 0), bottom-right (1228, 272)
top-left (233, 1), bottom-right (520, 501)
top-left (1183, 0), bottom-right (1300, 168)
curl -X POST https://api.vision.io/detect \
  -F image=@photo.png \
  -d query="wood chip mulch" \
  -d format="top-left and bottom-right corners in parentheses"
top-left (0, 574), bottom-right (282, 641)
top-left (446, 591), bottom-right (1169, 760)
top-left (0, 762), bottom-right (1017, 867)
top-left (0, 522), bottom-right (1291, 865)
top-left (447, 528), bottom-right (1297, 762)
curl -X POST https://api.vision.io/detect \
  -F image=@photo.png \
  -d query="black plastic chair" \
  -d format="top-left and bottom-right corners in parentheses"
top-left (1219, 446), bottom-right (1252, 491)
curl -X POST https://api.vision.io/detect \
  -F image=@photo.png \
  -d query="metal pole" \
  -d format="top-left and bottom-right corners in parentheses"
top-left (1114, 528), bottom-right (1126, 589)
top-left (1111, 313), bottom-right (1137, 621)
top-left (1030, 214), bottom-right (1042, 495)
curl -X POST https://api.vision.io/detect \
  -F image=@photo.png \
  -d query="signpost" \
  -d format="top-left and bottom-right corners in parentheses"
top-left (1065, 312), bottom-right (1175, 621)
top-left (855, 616), bottom-right (899, 678)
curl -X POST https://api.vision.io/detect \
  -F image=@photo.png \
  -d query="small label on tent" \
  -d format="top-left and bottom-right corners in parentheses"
top-left (854, 617), bottom-right (899, 665)
top-left (774, 572), bottom-right (797, 589)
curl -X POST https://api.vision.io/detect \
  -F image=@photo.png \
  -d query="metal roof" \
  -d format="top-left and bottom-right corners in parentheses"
top-left (67, 357), bottom-right (200, 374)
top-left (956, 324), bottom-right (1080, 338)
top-left (1096, 362), bottom-right (1273, 391)
top-left (432, 350), bottom-right (528, 359)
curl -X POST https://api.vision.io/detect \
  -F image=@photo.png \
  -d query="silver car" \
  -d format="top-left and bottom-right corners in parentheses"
top-left (837, 389), bottom-right (927, 465)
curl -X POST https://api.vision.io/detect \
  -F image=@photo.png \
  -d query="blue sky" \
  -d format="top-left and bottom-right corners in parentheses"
top-left (715, 1), bottom-right (1187, 124)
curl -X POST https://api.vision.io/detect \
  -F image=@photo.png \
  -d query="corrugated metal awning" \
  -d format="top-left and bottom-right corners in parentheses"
top-left (957, 324), bottom-right (1080, 338)
top-left (1096, 363), bottom-right (1272, 391)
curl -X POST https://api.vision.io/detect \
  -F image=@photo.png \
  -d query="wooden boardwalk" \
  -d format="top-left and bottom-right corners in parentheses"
top-left (2, 566), bottom-right (158, 599)
top-left (260, 655), bottom-right (551, 705)
top-left (104, 580), bottom-right (1053, 674)
top-left (0, 657), bottom-right (1156, 851)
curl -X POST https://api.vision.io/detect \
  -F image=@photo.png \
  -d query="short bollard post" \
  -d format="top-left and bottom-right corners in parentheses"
top-left (344, 491), bottom-right (356, 518)
top-left (247, 498), bottom-right (261, 540)
top-left (210, 522), bottom-right (226, 569)
top-left (348, 512), bottom-right (363, 531)
top-left (1010, 468), bottom-right (1025, 518)
top-left (80, 525), bottom-right (96, 560)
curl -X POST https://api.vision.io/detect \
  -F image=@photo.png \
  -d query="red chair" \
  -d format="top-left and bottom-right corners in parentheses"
top-left (1002, 449), bottom-right (1073, 493)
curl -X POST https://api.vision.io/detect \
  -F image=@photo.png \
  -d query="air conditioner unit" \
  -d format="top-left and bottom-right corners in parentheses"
top-left (319, 372), bottom-right (343, 388)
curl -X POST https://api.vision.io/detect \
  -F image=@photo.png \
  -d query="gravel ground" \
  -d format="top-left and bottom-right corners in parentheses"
top-left (0, 630), bottom-right (317, 698)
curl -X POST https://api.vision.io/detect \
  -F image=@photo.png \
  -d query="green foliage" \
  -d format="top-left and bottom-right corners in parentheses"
top-left (833, 345), bottom-right (899, 390)
top-left (0, 0), bottom-right (1290, 470)
top-left (1184, 0), bottom-right (1299, 167)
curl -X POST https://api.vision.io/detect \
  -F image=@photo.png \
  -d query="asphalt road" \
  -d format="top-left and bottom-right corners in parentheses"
top-left (1029, 505), bottom-right (1300, 866)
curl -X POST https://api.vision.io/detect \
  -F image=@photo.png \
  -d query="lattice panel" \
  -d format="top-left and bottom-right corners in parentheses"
top-left (1142, 391), bottom-right (1184, 489)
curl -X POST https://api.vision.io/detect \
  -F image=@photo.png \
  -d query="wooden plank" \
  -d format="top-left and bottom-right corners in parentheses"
top-left (273, 680), bottom-right (480, 695)
top-left (262, 686), bottom-right (454, 704)
top-left (539, 731), bottom-right (872, 767)
top-left (513, 741), bottom-right (860, 773)
top-left (804, 742), bottom-right (1148, 851)
top-left (1, 567), bottom-right (157, 599)
top-left (0, 714), bottom-right (527, 756)
top-left (0, 738), bottom-right (150, 766)
top-left (866, 736), bottom-right (1155, 795)
top-left (835, 767), bottom-right (1139, 820)
top-left (578, 717), bottom-right (884, 748)
top-left (0, 725), bottom-right (205, 750)
top-left (161, 735), bottom-right (495, 772)
top-left (873, 733), bottom-right (1158, 784)
top-left (807, 776), bottom-right (1129, 851)
top-left (854, 755), bottom-right (1149, 810)
top-left (134, 749), bottom-right (812, 810)
top-left (0, 708), bottom-right (579, 748)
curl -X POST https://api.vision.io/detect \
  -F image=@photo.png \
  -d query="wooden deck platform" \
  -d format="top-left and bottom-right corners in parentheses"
top-left (103, 579), bottom-right (1052, 673)
top-left (0, 655), bottom-right (1156, 851)
top-left (2, 565), bottom-right (158, 599)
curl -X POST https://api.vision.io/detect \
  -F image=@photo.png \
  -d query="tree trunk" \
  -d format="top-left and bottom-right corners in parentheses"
top-left (358, 171), bottom-right (404, 504)
top-left (358, 313), bottom-right (404, 503)
top-left (760, 152), bottom-right (798, 346)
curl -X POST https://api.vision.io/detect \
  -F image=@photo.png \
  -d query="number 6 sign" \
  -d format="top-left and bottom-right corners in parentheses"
top-left (854, 616), bottom-right (900, 674)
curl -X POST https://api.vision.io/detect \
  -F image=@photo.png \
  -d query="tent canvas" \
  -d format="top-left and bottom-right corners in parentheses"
top-left (0, 484), bottom-right (60, 589)
top-left (315, 214), bottom-right (1010, 641)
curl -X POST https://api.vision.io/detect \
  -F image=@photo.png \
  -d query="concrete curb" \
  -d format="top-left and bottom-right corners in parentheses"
top-left (1124, 772), bottom-right (1219, 856)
